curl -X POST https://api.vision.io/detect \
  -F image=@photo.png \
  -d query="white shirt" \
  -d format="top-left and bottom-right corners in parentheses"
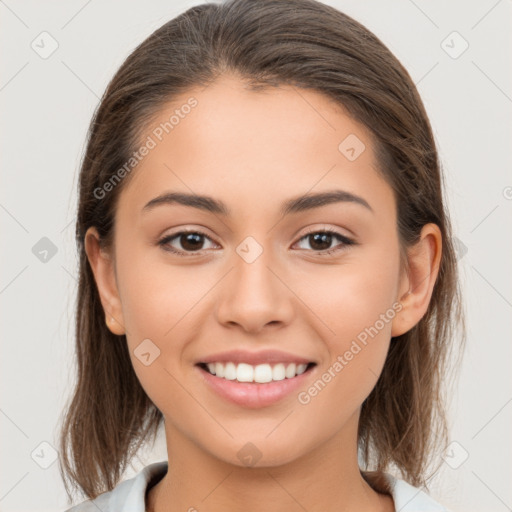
top-left (64, 461), bottom-right (450, 511)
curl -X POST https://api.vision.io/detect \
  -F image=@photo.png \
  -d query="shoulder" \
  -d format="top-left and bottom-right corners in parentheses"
top-left (384, 472), bottom-right (451, 512)
top-left (63, 461), bottom-right (168, 512)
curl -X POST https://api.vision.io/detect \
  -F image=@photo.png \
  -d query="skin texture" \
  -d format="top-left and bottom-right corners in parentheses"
top-left (85, 75), bottom-right (441, 512)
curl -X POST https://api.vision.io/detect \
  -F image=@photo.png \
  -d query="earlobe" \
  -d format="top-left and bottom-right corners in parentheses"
top-left (84, 227), bottom-right (126, 336)
top-left (105, 315), bottom-right (125, 336)
top-left (391, 223), bottom-right (442, 338)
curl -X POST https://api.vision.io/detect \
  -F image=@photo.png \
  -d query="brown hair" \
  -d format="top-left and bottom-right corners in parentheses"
top-left (58, 0), bottom-right (466, 503)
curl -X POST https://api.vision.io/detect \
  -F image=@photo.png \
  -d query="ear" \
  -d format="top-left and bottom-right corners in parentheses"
top-left (84, 227), bottom-right (126, 336)
top-left (391, 223), bottom-right (442, 337)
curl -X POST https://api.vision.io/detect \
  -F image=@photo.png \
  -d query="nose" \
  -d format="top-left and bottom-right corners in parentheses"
top-left (215, 246), bottom-right (295, 333)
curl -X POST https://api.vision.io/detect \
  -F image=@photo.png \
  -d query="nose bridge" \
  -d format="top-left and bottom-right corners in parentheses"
top-left (235, 236), bottom-right (275, 292)
top-left (216, 233), bottom-right (294, 330)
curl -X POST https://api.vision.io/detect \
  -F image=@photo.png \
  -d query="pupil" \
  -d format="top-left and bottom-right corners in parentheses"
top-left (182, 233), bottom-right (203, 251)
top-left (310, 233), bottom-right (331, 251)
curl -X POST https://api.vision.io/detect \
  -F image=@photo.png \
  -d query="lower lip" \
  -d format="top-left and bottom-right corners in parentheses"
top-left (196, 364), bottom-right (316, 408)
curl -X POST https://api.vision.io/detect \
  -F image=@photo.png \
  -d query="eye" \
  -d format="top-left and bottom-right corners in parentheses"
top-left (293, 228), bottom-right (355, 255)
top-left (158, 229), bottom-right (218, 255)
top-left (158, 227), bottom-right (356, 257)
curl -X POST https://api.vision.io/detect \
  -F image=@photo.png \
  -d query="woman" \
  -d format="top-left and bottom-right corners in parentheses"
top-left (59, 0), bottom-right (465, 510)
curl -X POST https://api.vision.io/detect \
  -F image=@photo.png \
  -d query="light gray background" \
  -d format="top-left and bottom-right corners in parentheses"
top-left (1, 1), bottom-right (511, 511)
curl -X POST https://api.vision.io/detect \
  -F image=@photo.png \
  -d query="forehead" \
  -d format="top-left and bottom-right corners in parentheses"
top-left (117, 74), bottom-right (395, 223)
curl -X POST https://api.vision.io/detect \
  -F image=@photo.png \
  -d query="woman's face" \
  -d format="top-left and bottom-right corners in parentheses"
top-left (89, 74), bottom-right (414, 467)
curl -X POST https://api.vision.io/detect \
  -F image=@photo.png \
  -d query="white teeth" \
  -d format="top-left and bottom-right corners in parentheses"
top-left (224, 362), bottom-right (237, 380)
top-left (296, 363), bottom-right (308, 375)
top-left (203, 362), bottom-right (310, 382)
top-left (254, 364), bottom-right (272, 383)
top-left (215, 362), bottom-right (224, 378)
top-left (285, 363), bottom-right (296, 378)
top-left (237, 363), bottom-right (254, 382)
top-left (272, 363), bottom-right (286, 381)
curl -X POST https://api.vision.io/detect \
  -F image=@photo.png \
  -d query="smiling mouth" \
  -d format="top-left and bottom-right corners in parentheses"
top-left (196, 361), bottom-right (317, 384)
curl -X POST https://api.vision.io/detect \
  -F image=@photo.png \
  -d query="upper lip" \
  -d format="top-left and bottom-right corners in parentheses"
top-left (197, 349), bottom-right (316, 366)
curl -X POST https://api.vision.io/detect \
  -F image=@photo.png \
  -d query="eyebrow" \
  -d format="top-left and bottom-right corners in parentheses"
top-left (141, 189), bottom-right (374, 216)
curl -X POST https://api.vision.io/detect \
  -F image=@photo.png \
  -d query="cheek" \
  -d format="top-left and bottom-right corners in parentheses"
top-left (117, 268), bottom-right (195, 415)
top-left (116, 243), bottom-right (209, 340)
top-left (115, 250), bottom-right (215, 404)
top-left (292, 278), bottom-right (398, 424)
top-left (294, 243), bottom-right (400, 388)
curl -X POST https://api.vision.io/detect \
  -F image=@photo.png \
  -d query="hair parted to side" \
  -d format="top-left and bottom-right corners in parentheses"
top-left (58, 0), bottom-right (466, 503)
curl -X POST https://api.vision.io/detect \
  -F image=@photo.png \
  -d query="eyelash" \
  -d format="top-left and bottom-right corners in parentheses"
top-left (157, 227), bottom-right (356, 257)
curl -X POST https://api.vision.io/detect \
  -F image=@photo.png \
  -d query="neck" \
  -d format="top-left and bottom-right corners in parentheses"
top-left (146, 411), bottom-right (394, 512)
